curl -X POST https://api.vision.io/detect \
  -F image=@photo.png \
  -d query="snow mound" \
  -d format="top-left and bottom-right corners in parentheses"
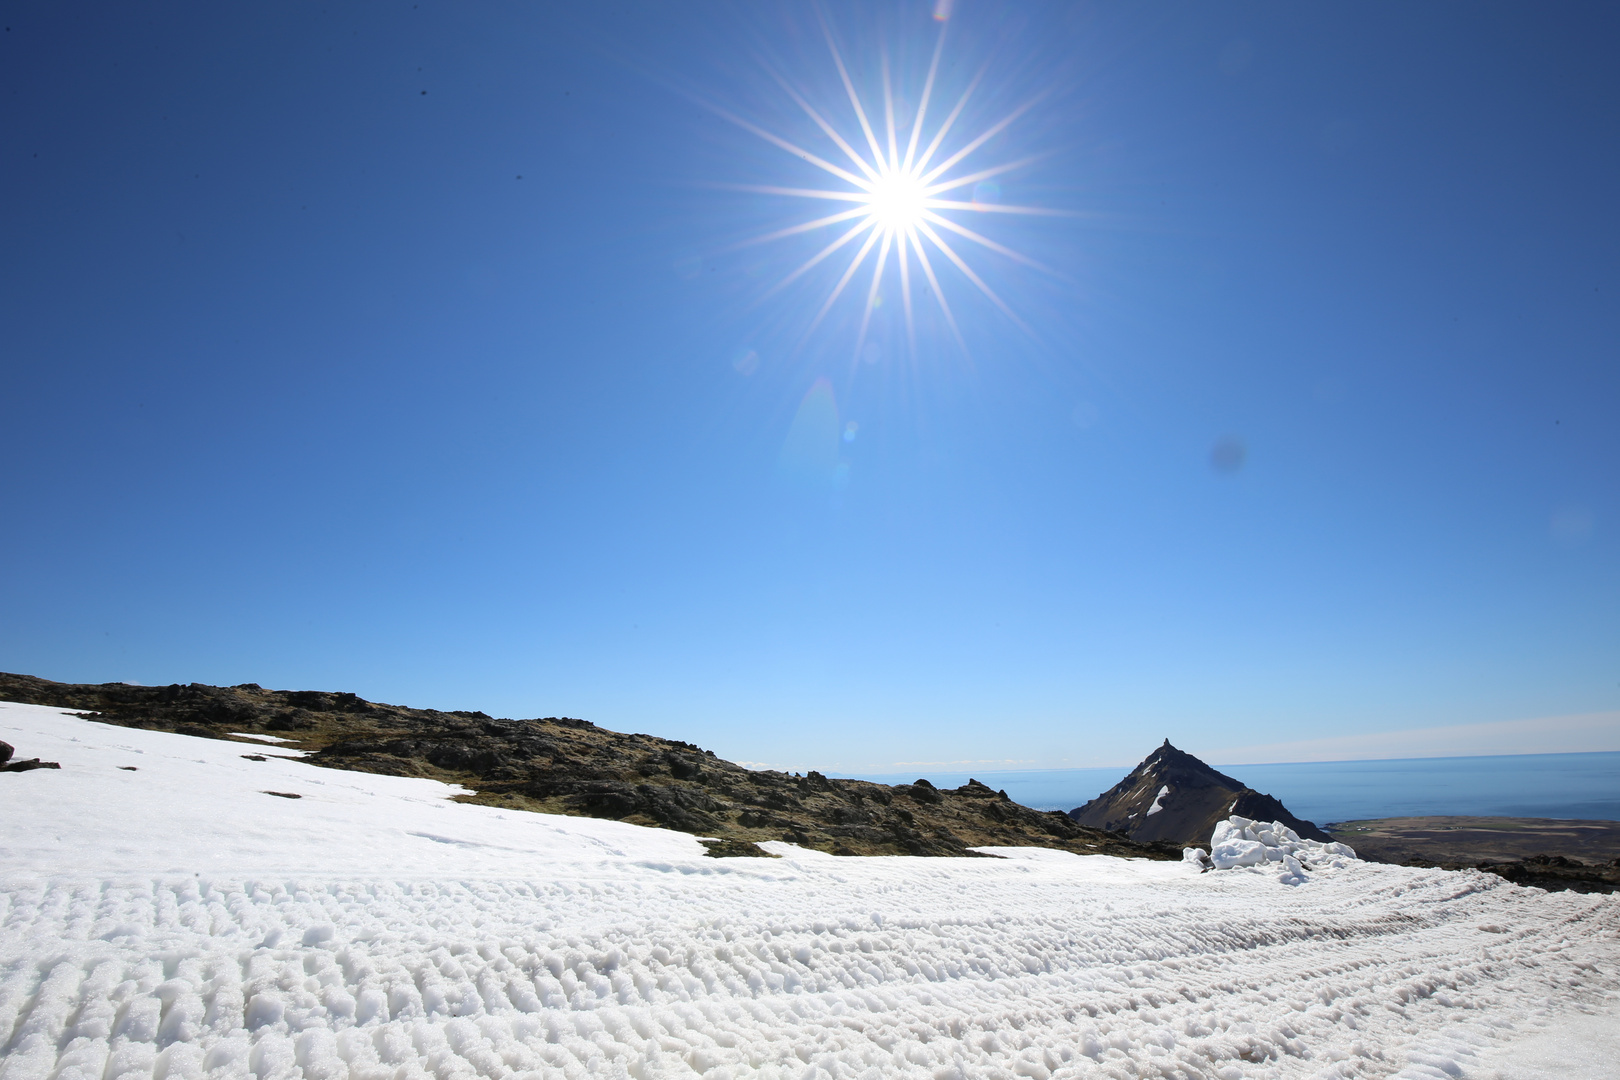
top-left (1185, 814), bottom-right (1360, 885)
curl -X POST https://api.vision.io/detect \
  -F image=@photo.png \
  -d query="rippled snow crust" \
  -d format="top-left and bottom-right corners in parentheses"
top-left (2, 702), bottom-right (1616, 1080)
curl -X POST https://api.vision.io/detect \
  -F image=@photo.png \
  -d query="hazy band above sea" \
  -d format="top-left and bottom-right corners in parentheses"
top-left (852, 750), bottom-right (1620, 824)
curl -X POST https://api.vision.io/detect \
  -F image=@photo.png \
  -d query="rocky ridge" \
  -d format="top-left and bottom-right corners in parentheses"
top-left (1069, 739), bottom-right (1332, 845)
top-left (0, 672), bottom-right (1183, 861)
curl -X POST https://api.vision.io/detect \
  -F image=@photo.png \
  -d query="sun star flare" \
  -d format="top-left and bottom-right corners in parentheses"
top-left (713, 14), bottom-right (1071, 361)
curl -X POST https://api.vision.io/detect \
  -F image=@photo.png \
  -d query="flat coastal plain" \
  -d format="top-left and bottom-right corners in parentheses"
top-left (1329, 817), bottom-right (1620, 865)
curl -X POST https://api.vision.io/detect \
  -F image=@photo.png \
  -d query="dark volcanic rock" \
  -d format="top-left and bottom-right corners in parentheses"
top-left (1, 758), bottom-right (61, 772)
top-left (0, 737), bottom-right (60, 772)
top-left (1390, 852), bottom-right (1620, 895)
top-left (1069, 739), bottom-right (1331, 846)
top-left (0, 671), bottom-right (1183, 861)
top-left (1473, 854), bottom-right (1620, 894)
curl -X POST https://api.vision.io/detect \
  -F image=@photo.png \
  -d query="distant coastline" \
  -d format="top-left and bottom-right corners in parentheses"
top-left (853, 750), bottom-right (1620, 824)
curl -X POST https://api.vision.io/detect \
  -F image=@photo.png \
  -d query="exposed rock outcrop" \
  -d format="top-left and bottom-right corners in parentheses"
top-left (1069, 739), bottom-right (1331, 845)
top-left (0, 738), bottom-right (61, 772)
top-left (1460, 854), bottom-right (1620, 895)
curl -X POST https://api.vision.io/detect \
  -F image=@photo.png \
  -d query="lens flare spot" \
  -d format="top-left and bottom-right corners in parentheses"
top-left (1550, 506), bottom-right (1594, 547)
top-left (779, 378), bottom-right (845, 491)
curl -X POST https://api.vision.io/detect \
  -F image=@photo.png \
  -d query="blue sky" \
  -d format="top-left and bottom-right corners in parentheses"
top-left (3, 2), bottom-right (1616, 772)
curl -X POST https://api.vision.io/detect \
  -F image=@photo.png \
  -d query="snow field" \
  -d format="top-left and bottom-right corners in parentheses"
top-left (0, 703), bottom-right (707, 878)
top-left (2, 702), bottom-right (1617, 1080)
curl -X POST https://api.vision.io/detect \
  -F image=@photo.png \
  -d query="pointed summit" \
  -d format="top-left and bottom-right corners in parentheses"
top-left (1068, 743), bottom-right (1331, 845)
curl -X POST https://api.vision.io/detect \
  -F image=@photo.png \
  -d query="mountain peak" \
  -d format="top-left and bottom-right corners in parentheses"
top-left (1069, 742), bottom-right (1331, 845)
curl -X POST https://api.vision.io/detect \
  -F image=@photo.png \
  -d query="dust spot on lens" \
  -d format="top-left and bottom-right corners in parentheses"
top-left (1071, 401), bottom-right (1099, 429)
top-left (1210, 436), bottom-right (1246, 474)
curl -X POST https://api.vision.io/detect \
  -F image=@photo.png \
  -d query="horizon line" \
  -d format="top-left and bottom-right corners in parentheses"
top-left (769, 709), bottom-right (1620, 777)
top-left (831, 745), bottom-right (1620, 778)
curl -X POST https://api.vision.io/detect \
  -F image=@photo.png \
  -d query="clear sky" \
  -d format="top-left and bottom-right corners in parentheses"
top-left (3, 2), bottom-right (1617, 772)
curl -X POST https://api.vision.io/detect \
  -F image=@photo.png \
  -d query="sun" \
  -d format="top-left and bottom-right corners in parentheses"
top-left (864, 169), bottom-right (929, 233)
top-left (706, 10), bottom-right (1070, 359)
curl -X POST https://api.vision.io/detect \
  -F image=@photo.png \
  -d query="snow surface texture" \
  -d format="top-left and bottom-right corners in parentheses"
top-left (1187, 818), bottom-right (1362, 886)
top-left (2, 701), bottom-right (1617, 1080)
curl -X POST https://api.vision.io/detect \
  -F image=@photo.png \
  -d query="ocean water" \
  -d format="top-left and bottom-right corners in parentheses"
top-left (851, 750), bottom-right (1620, 825)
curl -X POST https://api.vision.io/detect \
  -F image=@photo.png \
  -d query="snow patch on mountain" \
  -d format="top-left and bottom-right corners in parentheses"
top-left (1145, 784), bottom-right (1170, 816)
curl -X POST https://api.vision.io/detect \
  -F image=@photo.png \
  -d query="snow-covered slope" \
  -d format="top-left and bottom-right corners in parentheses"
top-left (2, 701), bottom-right (1616, 1080)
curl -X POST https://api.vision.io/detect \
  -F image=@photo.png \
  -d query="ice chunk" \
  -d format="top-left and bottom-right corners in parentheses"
top-left (1202, 817), bottom-right (1361, 882)
top-left (1211, 839), bottom-right (1269, 869)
